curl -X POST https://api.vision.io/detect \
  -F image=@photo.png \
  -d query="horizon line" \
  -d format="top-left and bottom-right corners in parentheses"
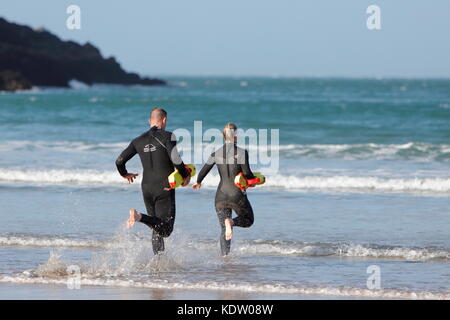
top-left (147, 74), bottom-right (450, 81)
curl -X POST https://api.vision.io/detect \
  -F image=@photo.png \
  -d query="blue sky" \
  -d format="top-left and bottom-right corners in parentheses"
top-left (1, 0), bottom-right (449, 78)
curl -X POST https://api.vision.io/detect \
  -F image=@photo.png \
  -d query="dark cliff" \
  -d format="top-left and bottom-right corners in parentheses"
top-left (0, 17), bottom-right (165, 91)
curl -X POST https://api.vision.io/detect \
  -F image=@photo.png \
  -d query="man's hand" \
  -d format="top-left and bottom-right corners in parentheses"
top-left (192, 183), bottom-right (201, 190)
top-left (182, 175), bottom-right (191, 187)
top-left (123, 173), bottom-right (139, 184)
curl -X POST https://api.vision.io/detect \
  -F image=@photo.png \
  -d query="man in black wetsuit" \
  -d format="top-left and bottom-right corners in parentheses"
top-left (115, 108), bottom-right (190, 255)
top-left (193, 123), bottom-right (255, 256)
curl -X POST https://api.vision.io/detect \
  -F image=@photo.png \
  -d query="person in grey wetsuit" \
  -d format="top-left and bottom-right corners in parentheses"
top-left (115, 108), bottom-right (190, 255)
top-left (193, 123), bottom-right (255, 256)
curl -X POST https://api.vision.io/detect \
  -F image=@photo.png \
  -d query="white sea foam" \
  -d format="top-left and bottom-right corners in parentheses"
top-left (338, 244), bottom-right (450, 261)
top-left (68, 79), bottom-right (90, 90)
top-left (275, 142), bottom-right (450, 161)
top-left (0, 168), bottom-right (123, 185)
top-left (3, 168), bottom-right (450, 194)
top-left (1, 87), bottom-right (41, 94)
top-left (1, 140), bottom-right (449, 161)
top-left (0, 140), bottom-right (128, 153)
top-left (236, 241), bottom-right (450, 261)
top-left (1, 235), bottom-right (448, 262)
top-left (258, 174), bottom-right (450, 193)
top-left (0, 235), bottom-right (104, 249)
top-left (0, 274), bottom-right (448, 300)
top-left (1, 235), bottom-right (449, 299)
top-left (1, 233), bottom-right (449, 299)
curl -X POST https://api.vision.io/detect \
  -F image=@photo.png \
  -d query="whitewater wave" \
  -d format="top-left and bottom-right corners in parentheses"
top-left (1, 168), bottom-right (450, 194)
top-left (0, 169), bottom-right (124, 185)
top-left (68, 79), bottom-right (90, 90)
top-left (1, 235), bottom-right (448, 299)
top-left (0, 274), bottom-right (448, 300)
top-left (259, 174), bottom-right (450, 194)
top-left (277, 142), bottom-right (450, 161)
top-left (0, 140), bottom-right (128, 153)
top-left (1, 235), bottom-right (448, 262)
top-left (0, 235), bottom-right (104, 249)
top-left (1, 140), bottom-right (449, 161)
top-left (234, 240), bottom-right (450, 261)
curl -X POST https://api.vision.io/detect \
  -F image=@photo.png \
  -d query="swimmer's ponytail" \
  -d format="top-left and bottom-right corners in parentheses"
top-left (223, 123), bottom-right (237, 143)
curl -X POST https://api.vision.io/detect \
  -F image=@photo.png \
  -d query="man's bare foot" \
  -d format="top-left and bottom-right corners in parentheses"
top-left (224, 218), bottom-right (233, 241)
top-left (127, 208), bottom-right (142, 229)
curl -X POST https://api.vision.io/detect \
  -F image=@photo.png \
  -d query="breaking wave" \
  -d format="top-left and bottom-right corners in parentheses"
top-left (1, 141), bottom-right (449, 161)
top-left (1, 168), bottom-right (450, 194)
top-left (1, 233), bottom-right (448, 299)
top-left (1, 234), bottom-right (448, 262)
top-left (0, 273), bottom-right (448, 300)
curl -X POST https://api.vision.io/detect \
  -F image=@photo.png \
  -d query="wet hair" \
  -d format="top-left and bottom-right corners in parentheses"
top-left (150, 107), bottom-right (167, 120)
top-left (223, 122), bottom-right (237, 143)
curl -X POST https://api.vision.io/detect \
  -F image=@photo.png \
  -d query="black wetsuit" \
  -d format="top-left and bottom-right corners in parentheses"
top-left (196, 143), bottom-right (255, 255)
top-left (115, 126), bottom-right (189, 254)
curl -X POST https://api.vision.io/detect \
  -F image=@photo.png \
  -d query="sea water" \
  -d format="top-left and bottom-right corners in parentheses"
top-left (0, 77), bottom-right (449, 299)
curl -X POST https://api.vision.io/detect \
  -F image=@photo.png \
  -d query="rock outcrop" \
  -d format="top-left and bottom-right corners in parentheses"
top-left (0, 70), bottom-right (32, 91)
top-left (0, 17), bottom-right (165, 91)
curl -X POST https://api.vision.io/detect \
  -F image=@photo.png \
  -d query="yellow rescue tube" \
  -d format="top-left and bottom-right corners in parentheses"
top-left (168, 164), bottom-right (196, 190)
top-left (234, 172), bottom-right (265, 191)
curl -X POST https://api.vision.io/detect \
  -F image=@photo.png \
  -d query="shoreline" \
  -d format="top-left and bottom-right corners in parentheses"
top-left (0, 282), bottom-right (372, 300)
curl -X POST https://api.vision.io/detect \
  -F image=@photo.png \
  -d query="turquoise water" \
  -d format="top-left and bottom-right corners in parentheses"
top-left (0, 77), bottom-right (449, 299)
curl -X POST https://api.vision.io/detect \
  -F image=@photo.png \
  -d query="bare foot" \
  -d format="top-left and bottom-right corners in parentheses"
top-left (224, 218), bottom-right (233, 241)
top-left (127, 208), bottom-right (141, 229)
